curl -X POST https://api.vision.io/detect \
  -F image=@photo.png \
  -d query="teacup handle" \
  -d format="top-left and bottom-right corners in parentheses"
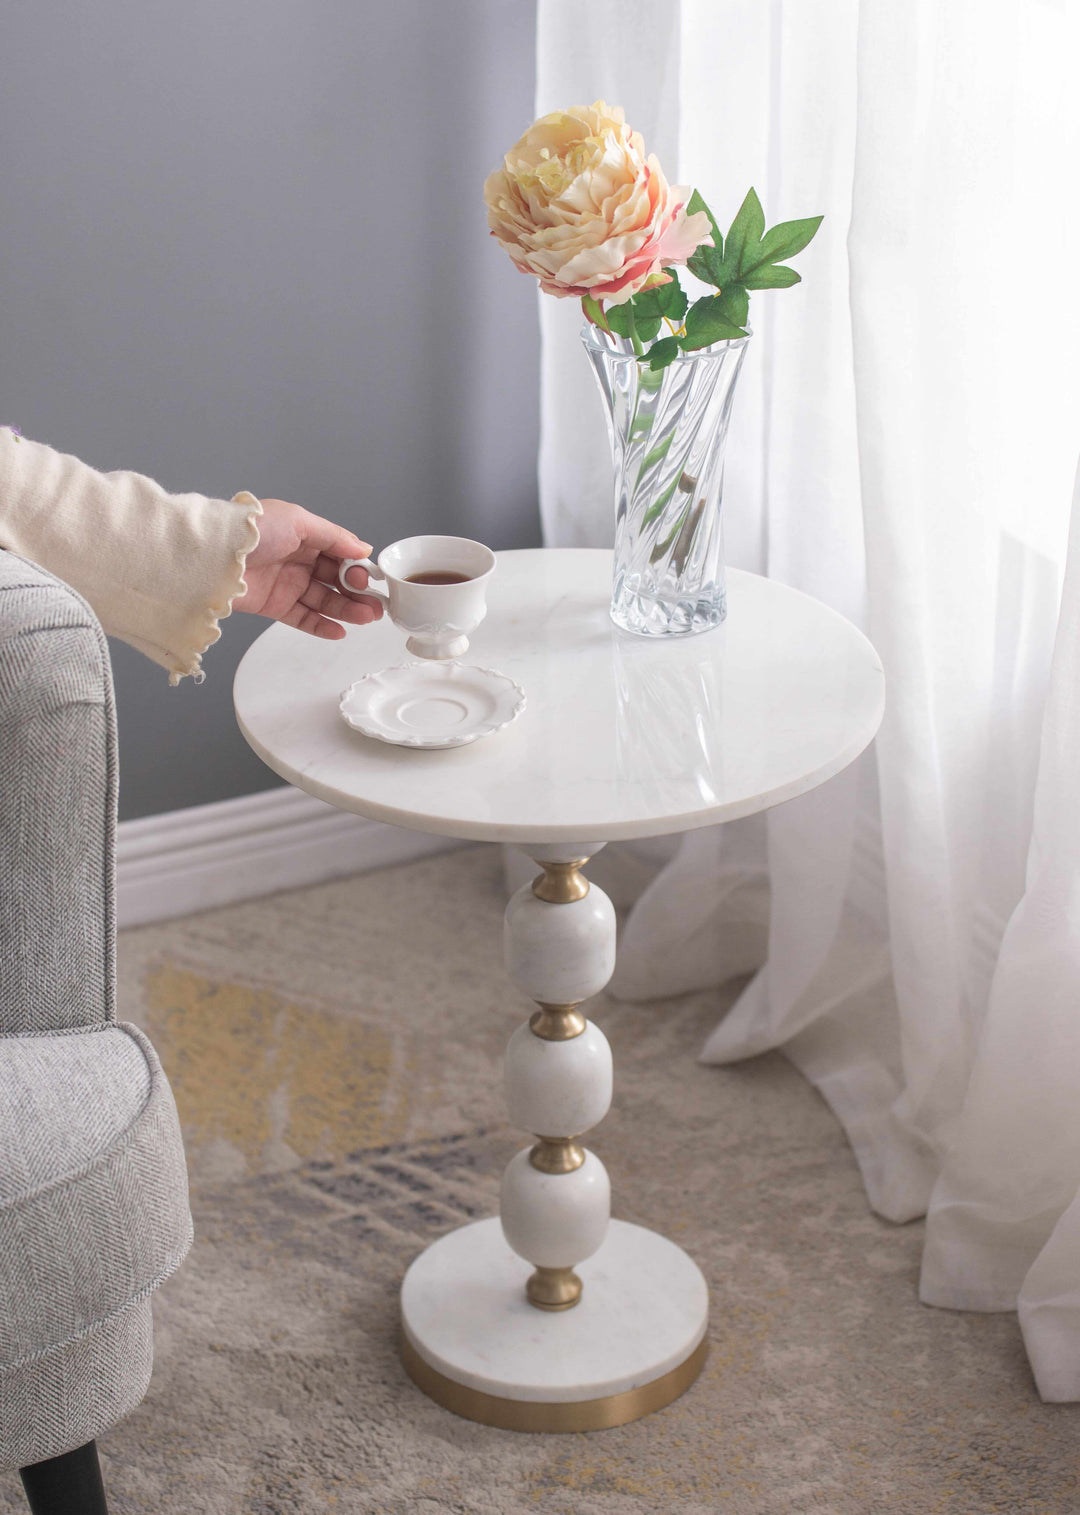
top-left (339, 557), bottom-right (389, 599)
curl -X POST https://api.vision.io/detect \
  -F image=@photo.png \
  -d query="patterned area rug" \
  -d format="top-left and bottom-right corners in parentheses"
top-left (3, 847), bottom-right (1076, 1514)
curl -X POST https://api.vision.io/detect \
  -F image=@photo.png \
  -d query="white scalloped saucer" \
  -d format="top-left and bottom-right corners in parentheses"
top-left (339, 662), bottom-right (526, 750)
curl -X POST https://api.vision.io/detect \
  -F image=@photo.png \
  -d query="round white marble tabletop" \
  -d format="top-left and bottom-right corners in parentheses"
top-left (234, 549), bottom-right (884, 845)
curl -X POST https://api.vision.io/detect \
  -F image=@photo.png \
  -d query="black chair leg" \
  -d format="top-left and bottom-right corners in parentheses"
top-left (19, 1441), bottom-right (108, 1515)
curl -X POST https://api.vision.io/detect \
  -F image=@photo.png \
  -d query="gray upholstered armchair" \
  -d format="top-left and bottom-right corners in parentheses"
top-left (0, 551), bottom-right (192, 1513)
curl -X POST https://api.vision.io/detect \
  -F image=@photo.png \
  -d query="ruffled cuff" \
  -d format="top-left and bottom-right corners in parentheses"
top-left (167, 491), bottom-right (263, 685)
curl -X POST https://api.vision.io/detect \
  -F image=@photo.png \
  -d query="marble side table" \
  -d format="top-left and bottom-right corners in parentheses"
top-left (234, 548), bottom-right (884, 1432)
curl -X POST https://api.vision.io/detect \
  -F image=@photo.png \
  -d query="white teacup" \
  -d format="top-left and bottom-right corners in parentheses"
top-left (339, 534), bottom-right (496, 660)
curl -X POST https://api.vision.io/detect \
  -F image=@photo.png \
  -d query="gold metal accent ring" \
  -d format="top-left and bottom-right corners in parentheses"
top-left (532, 862), bottom-right (590, 904)
top-left (530, 1005), bottom-right (587, 1041)
top-left (401, 1334), bottom-right (708, 1433)
top-left (529, 1137), bottom-right (585, 1174)
top-left (526, 1264), bottom-right (583, 1311)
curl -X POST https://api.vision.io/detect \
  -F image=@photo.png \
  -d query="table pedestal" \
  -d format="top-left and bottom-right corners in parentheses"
top-left (400, 844), bottom-right (709, 1431)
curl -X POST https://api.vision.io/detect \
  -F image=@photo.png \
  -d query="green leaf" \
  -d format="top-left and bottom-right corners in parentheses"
top-left (603, 286), bottom-right (670, 351)
top-left (623, 303), bottom-right (645, 355)
top-left (630, 286), bottom-right (663, 320)
top-left (627, 278), bottom-right (684, 326)
top-left (687, 248), bottom-right (718, 286)
top-left (745, 215), bottom-right (823, 272)
top-left (681, 321), bottom-right (747, 351)
top-left (581, 293), bottom-right (610, 330)
top-left (685, 190), bottom-right (724, 286)
top-left (605, 303), bottom-right (632, 338)
top-left (724, 188), bottom-right (765, 279)
top-left (647, 336), bottom-right (680, 372)
top-left (636, 432), bottom-right (675, 479)
top-left (741, 264), bottom-right (801, 290)
top-left (681, 295), bottom-right (748, 351)
top-left (641, 477), bottom-right (680, 527)
top-left (688, 245), bottom-right (725, 287)
top-left (686, 188), bottom-right (723, 257)
top-left (714, 283), bottom-right (749, 328)
top-left (656, 272), bottom-right (688, 320)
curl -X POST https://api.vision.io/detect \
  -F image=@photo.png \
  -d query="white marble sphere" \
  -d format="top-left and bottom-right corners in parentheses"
top-left (500, 1148), bottom-right (611, 1267)
top-left (504, 1020), bottom-right (613, 1138)
top-left (503, 883), bottom-right (617, 1008)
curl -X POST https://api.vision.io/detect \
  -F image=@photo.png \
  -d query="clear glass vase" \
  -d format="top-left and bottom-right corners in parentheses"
top-left (582, 324), bottom-right (750, 637)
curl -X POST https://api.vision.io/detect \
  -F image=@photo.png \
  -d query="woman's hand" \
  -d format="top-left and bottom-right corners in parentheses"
top-left (234, 497), bottom-right (383, 639)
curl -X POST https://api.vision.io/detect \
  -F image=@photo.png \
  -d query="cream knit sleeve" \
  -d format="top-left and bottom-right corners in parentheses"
top-left (0, 427), bottom-right (262, 682)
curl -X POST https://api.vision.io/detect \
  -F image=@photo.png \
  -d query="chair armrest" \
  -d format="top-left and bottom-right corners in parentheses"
top-left (0, 551), bottom-right (117, 1032)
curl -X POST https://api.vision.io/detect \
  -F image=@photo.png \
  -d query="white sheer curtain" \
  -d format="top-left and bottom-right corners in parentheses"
top-left (535, 0), bottom-right (1080, 1398)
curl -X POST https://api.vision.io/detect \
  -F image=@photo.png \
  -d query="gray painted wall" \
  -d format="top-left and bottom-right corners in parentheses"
top-left (1, 0), bottom-right (540, 819)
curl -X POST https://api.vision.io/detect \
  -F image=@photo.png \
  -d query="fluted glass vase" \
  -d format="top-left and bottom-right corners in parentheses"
top-left (582, 324), bottom-right (750, 637)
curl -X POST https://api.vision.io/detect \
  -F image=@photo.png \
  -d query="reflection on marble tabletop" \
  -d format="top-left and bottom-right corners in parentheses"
top-left (234, 549), bottom-right (884, 844)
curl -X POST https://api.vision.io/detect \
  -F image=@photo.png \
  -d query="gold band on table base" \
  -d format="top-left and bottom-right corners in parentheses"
top-left (401, 1334), bottom-right (708, 1433)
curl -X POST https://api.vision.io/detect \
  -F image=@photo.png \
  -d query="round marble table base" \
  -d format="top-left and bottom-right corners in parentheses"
top-left (400, 1217), bottom-right (709, 1432)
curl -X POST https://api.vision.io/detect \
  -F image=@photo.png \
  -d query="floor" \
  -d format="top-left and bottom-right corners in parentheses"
top-left (4, 847), bottom-right (1077, 1514)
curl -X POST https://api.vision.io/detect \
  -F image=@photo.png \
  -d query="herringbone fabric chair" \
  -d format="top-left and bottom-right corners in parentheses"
top-left (0, 550), bottom-right (192, 1513)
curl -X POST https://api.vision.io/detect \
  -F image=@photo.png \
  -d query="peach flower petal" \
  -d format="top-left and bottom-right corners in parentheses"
top-left (485, 102), bottom-right (713, 307)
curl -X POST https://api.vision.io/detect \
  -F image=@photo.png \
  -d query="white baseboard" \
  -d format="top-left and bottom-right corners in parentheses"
top-left (116, 786), bottom-right (463, 929)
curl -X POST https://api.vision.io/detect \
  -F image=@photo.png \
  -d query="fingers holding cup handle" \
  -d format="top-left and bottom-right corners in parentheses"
top-left (339, 557), bottom-right (389, 600)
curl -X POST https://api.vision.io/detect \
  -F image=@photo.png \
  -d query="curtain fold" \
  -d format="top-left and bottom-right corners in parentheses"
top-left (924, 463), bottom-right (1080, 1401)
top-left (535, 0), bottom-right (1080, 1397)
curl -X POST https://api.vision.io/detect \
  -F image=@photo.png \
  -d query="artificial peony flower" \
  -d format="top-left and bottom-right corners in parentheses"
top-left (484, 101), bottom-right (713, 307)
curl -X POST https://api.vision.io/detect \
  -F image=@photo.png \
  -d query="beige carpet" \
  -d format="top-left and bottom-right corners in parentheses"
top-left (5, 847), bottom-right (1077, 1514)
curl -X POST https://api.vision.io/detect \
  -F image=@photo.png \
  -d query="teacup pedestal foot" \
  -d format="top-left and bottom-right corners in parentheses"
top-left (401, 1217), bottom-right (709, 1432)
top-left (406, 632), bottom-right (470, 660)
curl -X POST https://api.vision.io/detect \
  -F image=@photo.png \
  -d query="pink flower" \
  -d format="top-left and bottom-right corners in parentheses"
top-left (484, 102), bottom-right (712, 307)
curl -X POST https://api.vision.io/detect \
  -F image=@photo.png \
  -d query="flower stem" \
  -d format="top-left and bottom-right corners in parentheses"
top-left (625, 303), bottom-right (644, 358)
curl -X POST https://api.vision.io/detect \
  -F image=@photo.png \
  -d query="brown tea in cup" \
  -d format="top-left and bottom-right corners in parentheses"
top-left (337, 534), bottom-right (496, 658)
